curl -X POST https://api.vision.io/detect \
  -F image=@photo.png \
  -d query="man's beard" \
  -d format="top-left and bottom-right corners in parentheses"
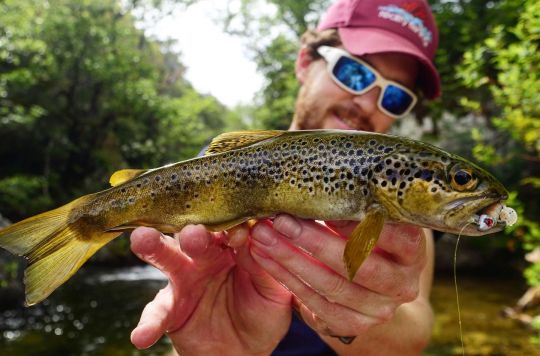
top-left (293, 87), bottom-right (375, 132)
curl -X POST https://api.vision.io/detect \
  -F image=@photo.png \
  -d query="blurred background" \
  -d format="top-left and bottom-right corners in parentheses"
top-left (0, 0), bottom-right (539, 354)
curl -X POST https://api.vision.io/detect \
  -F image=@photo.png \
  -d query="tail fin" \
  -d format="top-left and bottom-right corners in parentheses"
top-left (0, 196), bottom-right (121, 306)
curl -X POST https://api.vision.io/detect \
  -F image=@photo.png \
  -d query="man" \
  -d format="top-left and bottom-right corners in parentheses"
top-left (129, 0), bottom-right (440, 354)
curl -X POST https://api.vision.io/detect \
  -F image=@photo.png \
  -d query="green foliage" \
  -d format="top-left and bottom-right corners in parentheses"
top-left (0, 176), bottom-right (53, 218)
top-left (427, 0), bottom-right (523, 119)
top-left (0, 0), bottom-right (235, 219)
top-left (221, 0), bottom-right (330, 129)
top-left (0, 261), bottom-right (18, 288)
top-left (457, 0), bottom-right (540, 292)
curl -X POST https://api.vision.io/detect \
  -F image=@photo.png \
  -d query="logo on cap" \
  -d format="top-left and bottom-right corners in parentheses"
top-left (377, 4), bottom-right (433, 47)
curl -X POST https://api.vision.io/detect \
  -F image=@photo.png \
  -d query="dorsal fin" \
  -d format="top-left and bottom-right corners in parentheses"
top-left (109, 169), bottom-right (148, 187)
top-left (204, 130), bottom-right (285, 155)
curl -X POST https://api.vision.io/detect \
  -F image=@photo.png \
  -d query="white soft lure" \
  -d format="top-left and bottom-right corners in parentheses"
top-left (478, 204), bottom-right (518, 231)
top-left (499, 206), bottom-right (518, 226)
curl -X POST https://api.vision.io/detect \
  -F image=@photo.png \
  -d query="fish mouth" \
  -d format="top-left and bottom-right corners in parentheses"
top-left (445, 193), bottom-right (508, 236)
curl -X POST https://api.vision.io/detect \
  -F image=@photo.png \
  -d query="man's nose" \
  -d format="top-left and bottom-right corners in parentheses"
top-left (352, 87), bottom-right (380, 115)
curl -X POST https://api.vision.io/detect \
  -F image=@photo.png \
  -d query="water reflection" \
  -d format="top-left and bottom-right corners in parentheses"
top-left (0, 265), bottom-right (170, 355)
top-left (1, 266), bottom-right (538, 355)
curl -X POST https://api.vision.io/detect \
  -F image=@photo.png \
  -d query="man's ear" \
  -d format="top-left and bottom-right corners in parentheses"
top-left (295, 46), bottom-right (315, 84)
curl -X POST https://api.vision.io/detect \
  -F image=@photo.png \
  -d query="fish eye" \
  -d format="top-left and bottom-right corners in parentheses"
top-left (450, 165), bottom-right (478, 191)
top-left (455, 171), bottom-right (471, 185)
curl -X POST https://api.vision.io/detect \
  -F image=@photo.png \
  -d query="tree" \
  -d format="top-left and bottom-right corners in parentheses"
top-left (456, 0), bottom-right (540, 340)
top-left (0, 0), bottom-right (231, 219)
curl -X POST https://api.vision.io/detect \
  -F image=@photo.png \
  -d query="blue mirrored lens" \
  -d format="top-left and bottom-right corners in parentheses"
top-left (333, 57), bottom-right (376, 92)
top-left (381, 84), bottom-right (414, 116)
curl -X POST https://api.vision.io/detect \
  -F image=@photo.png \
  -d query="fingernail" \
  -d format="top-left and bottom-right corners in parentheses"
top-left (273, 215), bottom-right (301, 240)
top-left (252, 223), bottom-right (276, 246)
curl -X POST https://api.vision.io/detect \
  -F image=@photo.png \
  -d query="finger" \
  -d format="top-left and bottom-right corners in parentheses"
top-left (130, 227), bottom-right (186, 276)
top-left (177, 224), bottom-right (236, 275)
top-left (130, 285), bottom-right (174, 349)
top-left (224, 223), bottom-right (250, 248)
top-left (234, 236), bottom-right (291, 306)
top-left (325, 220), bottom-right (357, 237)
top-left (376, 224), bottom-right (426, 266)
top-left (176, 224), bottom-right (214, 258)
top-left (250, 245), bottom-right (381, 336)
top-left (272, 214), bottom-right (346, 274)
top-left (250, 222), bottom-right (397, 318)
top-left (273, 216), bottom-right (422, 292)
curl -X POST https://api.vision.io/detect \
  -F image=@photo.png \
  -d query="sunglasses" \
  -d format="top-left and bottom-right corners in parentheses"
top-left (317, 46), bottom-right (418, 119)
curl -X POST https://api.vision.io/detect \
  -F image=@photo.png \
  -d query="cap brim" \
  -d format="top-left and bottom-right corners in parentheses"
top-left (338, 27), bottom-right (441, 99)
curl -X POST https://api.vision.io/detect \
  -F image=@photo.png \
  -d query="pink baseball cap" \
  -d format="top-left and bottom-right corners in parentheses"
top-left (318, 0), bottom-right (441, 99)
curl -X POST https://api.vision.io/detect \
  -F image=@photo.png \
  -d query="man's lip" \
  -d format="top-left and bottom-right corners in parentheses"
top-left (332, 114), bottom-right (356, 130)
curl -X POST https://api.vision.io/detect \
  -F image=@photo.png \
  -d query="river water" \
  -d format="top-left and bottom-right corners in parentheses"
top-left (0, 266), bottom-right (538, 355)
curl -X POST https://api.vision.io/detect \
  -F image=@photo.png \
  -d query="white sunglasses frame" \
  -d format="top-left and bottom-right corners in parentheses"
top-left (317, 45), bottom-right (418, 119)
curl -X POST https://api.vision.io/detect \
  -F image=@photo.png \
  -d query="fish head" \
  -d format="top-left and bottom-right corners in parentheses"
top-left (371, 145), bottom-right (509, 236)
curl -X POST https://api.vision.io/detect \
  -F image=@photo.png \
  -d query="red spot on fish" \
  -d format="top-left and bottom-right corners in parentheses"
top-left (484, 217), bottom-right (494, 227)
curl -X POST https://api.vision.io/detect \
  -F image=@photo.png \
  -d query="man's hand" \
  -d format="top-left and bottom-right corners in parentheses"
top-left (249, 215), bottom-right (432, 353)
top-left (129, 225), bottom-right (292, 355)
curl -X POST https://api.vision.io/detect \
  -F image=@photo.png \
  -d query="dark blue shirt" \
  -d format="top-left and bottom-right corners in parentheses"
top-left (272, 313), bottom-right (336, 355)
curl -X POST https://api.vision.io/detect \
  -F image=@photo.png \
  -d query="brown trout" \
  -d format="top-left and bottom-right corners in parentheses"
top-left (0, 130), bottom-right (517, 306)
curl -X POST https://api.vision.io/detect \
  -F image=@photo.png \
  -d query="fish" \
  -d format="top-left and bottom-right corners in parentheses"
top-left (0, 129), bottom-right (517, 306)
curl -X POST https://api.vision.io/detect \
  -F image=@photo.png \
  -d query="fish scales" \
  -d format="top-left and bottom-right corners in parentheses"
top-left (74, 131), bottom-right (390, 232)
top-left (0, 129), bottom-right (515, 305)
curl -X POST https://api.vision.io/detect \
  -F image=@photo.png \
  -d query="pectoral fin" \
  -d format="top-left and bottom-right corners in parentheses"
top-left (343, 209), bottom-right (385, 281)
